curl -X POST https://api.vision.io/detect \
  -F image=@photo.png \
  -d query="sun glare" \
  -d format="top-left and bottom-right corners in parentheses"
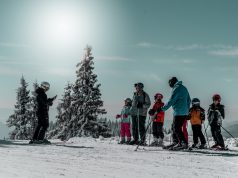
top-left (34, 7), bottom-right (81, 48)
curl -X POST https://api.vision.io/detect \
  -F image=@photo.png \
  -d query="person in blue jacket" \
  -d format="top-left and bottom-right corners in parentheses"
top-left (161, 77), bottom-right (191, 150)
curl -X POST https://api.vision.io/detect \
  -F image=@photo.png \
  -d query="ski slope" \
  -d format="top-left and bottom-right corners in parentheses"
top-left (0, 137), bottom-right (238, 178)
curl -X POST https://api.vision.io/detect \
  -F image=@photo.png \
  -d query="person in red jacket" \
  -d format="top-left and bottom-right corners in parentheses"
top-left (148, 93), bottom-right (165, 146)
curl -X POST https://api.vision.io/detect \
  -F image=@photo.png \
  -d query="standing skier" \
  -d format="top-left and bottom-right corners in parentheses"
top-left (188, 98), bottom-right (206, 149)
top-left (207, 94), bottom-right (225, 150)
top-left (130, 82), bottom-right (151, 145)
top-left (30, 81), bottom-right (57, 144)
top-left (160, 77), bottom-right (191, 150)
top-left (116, 98), bottom-right (132, 144)
top-left (148, 93), bottom-right (165, 146)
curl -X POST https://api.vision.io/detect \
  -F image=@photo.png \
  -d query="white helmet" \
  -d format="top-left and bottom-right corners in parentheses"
top-left (41, 81), bottom-right (50, 90)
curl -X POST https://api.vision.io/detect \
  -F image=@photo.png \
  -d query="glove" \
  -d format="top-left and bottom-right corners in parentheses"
top-left (156, 108), bottom-right (162, 113)
top-left (123, 114), bottom-right (128, 118)
top-left (137, 102), bottom-right (143, 108)
top-left (148, 109), bottom-right (155, 115)
top-left (116, 114), bottom-right (121, 119)
top-left (217, 117), bottom-right (222, 126)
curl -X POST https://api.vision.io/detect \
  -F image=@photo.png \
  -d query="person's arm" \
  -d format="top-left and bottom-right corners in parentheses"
top-left (143, 93), bottom-right (151, 109)
top-left (162, 88), bottom-right (178, 111)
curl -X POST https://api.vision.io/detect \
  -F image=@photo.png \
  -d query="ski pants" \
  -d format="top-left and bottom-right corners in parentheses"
top-left (192, 124), bottom-right (206, 145)
top-left (120, 123), bottom-right (131, 139)
top-left (131, 115), bottom-right (146, 142)
top-left (33, 117), bottom-right (49, 140)
top-left (210, 123), bottom-right (225, 147)
top-left (152, 122), bottom-right (164, 139)
top-left (172, 115), bottom-right (188, 144)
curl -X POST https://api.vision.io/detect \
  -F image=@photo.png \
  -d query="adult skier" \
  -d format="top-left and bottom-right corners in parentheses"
top-left (160, 77), bottom-right (191, 150)
top-left (207, 94), bottom-right (225, 150)
top-left (30, 81), bottom-right (57, 144)
top-left (130, 82), bottom-right (151, 145)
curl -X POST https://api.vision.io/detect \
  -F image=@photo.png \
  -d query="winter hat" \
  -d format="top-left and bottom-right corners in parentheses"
top-left (168, 77), bottom-right (178, 88)
top-left (213, 94), bottom-right (221, 102)
top-left (134, 82), bottom-right (144, 89)
top-left (154, 93), bottom-right (163, 100)
top-left (41, 81), bottom-right (50, 90)
top-left (192, 98), bottom-right (200, 106)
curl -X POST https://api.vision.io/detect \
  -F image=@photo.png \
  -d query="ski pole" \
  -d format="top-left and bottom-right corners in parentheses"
top-left (203, 122), bottom-right (210, 148)
top-left (148, 116), bottom-right (152, 146)
top-left (220, 125), bottom-right (238, 144)
top-left (134, 118), bottom-right (153, 151)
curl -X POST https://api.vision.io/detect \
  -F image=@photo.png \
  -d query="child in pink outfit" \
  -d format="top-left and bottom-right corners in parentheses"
top-left (116, 98), bottom-right (132, 144)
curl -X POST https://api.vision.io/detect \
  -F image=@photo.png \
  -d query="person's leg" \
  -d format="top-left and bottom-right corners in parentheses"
top-left (124, 123), bottom-right (131, 142)
top-left (192, 125), bottom-right (199, 146)
top-left (157, 122), bottom-right (164, 140)
top-left (139, 115), bottom-right (146, 143)
top-left (210, 124), bottom-right (218, 147)
top-left (174, 116), bottom-right (187, 144)
top-left (197, 125), bottom-right (206, 145)
top-left (38, 119), bottom-right (49, 140)
top-left (131, 116), bottom-right (139, 143)
top-left (182, 120), bottom-right (188, 143)
top-left (32, 124), bottom-right (41, 141)
top-left (120, 123), bottom-right (126, 143)
top-left (214, 125), bottom-right (225, 148)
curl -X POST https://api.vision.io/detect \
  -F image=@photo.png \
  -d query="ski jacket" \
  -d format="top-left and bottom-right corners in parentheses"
top-left (119, 106), bottom-right (132, 123)
top-left (150, 101), bottom-right (165, 123)
top-left (207, 103), bottom-right (225, 125)
top-left (188, 106), bottom-right (205, 125)
top-left (162, 81), bottom-right (191, 116)
top-left (131, 91), bottom-right (151, 116)
top-left (35, 87), bottom-right (54, 119)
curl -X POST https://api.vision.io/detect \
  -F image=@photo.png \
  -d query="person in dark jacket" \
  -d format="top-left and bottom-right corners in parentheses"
top-left (30, 81), bottom-right (57, 144)
top-left (207, 94), bottom-right (225, 149)
top-left (129, 82), bottom-right (151, 145)
top-left (161, 77), bottom-right (191, 150)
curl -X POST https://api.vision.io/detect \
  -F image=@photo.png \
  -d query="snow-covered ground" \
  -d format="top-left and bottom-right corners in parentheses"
top-left (1, 137), bottom-right (238, 178)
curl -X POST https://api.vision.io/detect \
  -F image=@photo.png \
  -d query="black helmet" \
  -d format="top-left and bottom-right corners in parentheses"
top-left (134, 82), bottom-right (144, 89)
top-left (192, 98), bottom-right (200, 106)
top-left (168, 77), bottom-right (178, 88)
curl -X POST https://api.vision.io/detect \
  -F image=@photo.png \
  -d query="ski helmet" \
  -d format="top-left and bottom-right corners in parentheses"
top-left (41, 81), bottom-right (50, 90)
top-left (134, 82), bottom-right (144, 89)
top-left (154, 93), bottom-right (163, 100)
top-left (168, 77), bottom-right (178, 88)
top-left (213, 94), bottom-right (221, 102)
top-left (192, 98), bottom-right (200, 106)
top-left (124, 98), bottom-right (132, 104)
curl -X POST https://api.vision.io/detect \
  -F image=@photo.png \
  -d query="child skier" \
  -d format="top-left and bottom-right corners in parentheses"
top-left (207, 94), bottom-right (225, 150)
top-left (116, 98), bottom-right (132, 144)
top-left (148, 93), bottom-right (165, 146)
top-left (188, 98), bottom-right (206, 149)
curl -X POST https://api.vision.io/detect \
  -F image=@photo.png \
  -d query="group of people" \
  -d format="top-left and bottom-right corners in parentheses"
top-left (116, 77), bottom-right (226, 150)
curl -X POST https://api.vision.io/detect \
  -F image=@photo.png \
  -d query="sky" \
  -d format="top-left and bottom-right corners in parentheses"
top-left (1, 0), bottom-right (238, 128)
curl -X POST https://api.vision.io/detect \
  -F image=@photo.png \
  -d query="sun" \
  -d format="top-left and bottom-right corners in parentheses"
top-left (34, 7), bottom-right (81, 48)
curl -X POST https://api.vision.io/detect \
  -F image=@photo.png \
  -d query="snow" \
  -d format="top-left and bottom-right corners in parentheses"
top-left (1, 137), bottom-right (238, 178)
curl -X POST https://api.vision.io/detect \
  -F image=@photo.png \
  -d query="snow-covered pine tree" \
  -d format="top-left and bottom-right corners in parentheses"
top-left (6, 76), bottom-right (33, 140)
top-left (47, 83), bottom-right (73, 140)
top-left (29, 81), bottom-right (39, 136)
top-left (68, 46), bottom-right (109, 139)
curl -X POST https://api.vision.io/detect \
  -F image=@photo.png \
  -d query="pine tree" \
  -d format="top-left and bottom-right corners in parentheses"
top-left (67, 46), bottom-right (108, 139)
top-left (29, 81), bottom-right (39, 136)
top-left (48, 83), bottom-right (73, 140)
top-left (7, 76), bottom-right (33, 140)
